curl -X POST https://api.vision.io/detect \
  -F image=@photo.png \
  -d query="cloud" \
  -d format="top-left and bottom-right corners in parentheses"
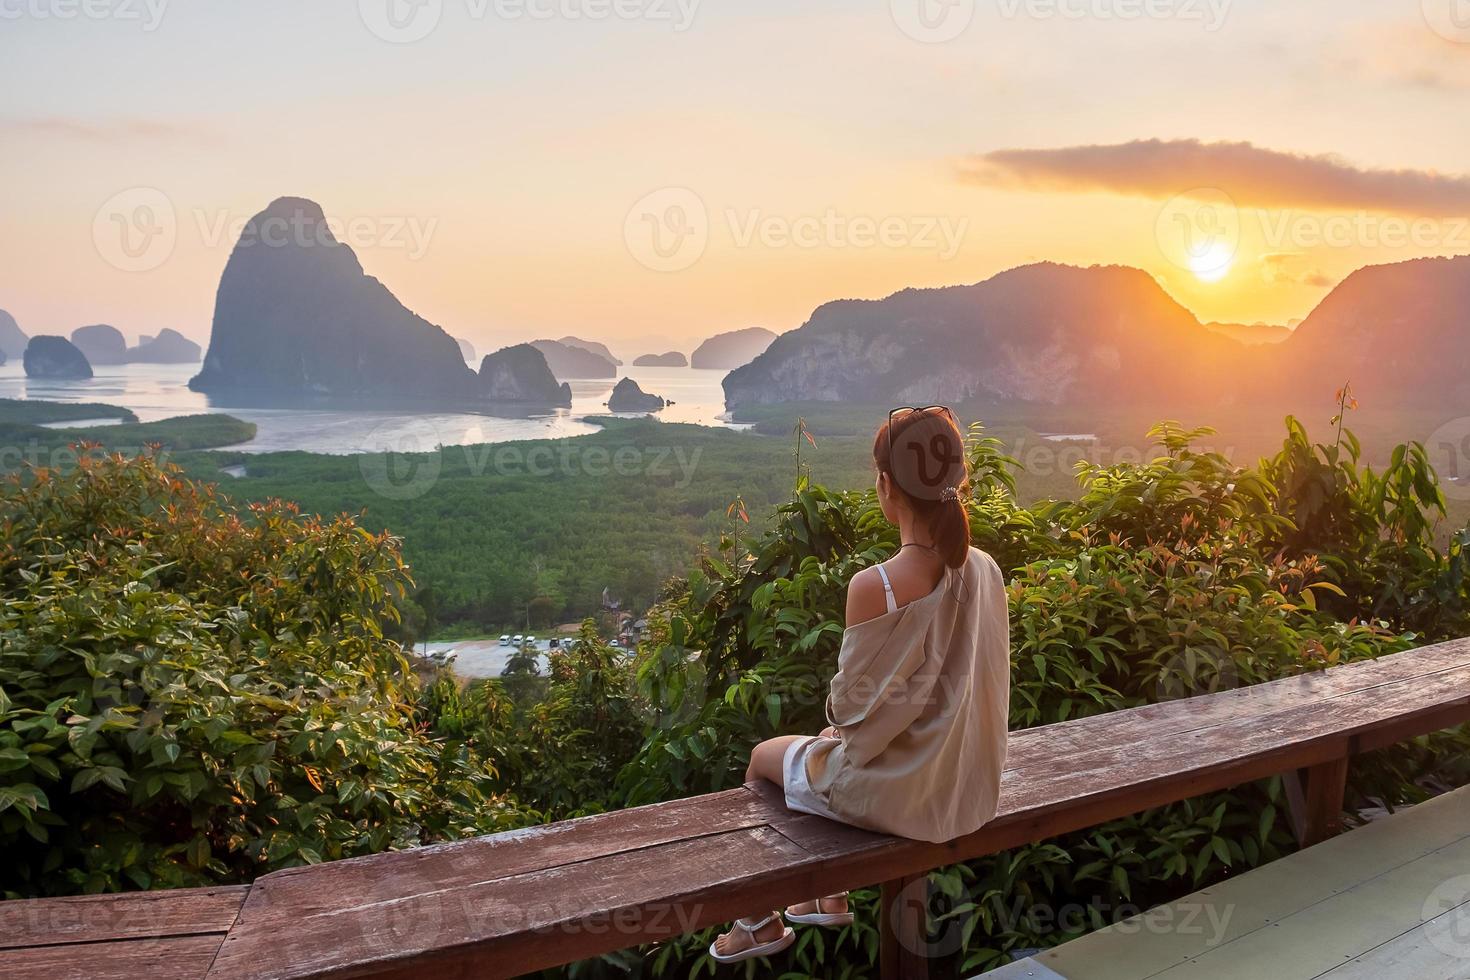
top-left (0, 116), bottom-right (215, 145)
top-left (959, 139), bottom-right (1470, 217)
top-left (1258, 252), bottom-right (1334, 289)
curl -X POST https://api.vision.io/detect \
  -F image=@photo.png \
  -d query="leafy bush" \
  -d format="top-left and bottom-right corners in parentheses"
top-left (0, 450), bottom-right (524, 897)
top-left (604, 418), bottom-right (1468, 977)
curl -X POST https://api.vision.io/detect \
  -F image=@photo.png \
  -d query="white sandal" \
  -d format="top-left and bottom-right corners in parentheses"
top-left (785, 893), bottom-right (854, 927)
top-left (708, 910), bottom-right (795, 963)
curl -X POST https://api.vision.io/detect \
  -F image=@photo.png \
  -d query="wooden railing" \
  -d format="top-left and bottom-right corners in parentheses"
top-left (5, 639), bottom-right (1470, 980)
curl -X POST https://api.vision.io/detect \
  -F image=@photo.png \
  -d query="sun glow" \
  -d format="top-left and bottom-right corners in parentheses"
top-left (1189, 242), bottom-right (1235, 283)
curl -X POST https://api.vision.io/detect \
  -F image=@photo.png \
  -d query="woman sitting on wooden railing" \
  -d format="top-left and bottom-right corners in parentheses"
top-left (712, 406), bottom-right (1013, 963)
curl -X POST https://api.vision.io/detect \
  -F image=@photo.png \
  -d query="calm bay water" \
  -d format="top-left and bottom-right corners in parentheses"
top-left (0, 361), bottom-right (743, 454)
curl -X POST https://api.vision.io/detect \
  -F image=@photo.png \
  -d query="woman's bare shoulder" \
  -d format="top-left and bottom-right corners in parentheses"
top-left (846, 565), bottom-right (889, 629)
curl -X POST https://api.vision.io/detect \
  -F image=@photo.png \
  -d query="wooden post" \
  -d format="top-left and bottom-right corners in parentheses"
top-left (1285, 756), bottom-right (1350, 848)
top-left (880, 872), bottom-right (931, 980)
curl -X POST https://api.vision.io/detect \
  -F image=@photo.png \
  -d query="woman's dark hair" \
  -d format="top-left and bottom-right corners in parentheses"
top-left (872, 407), bottom-right (971, 568)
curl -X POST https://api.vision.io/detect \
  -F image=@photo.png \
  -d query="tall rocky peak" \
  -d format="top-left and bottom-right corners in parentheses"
top-left (189, 197), bottom-right (478, 399)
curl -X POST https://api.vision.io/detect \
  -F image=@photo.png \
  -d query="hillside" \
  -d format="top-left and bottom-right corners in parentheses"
top-left (1269, 254), bottom-right (1470, 406)
top-left (724, 264), bottom-right (1250, 410)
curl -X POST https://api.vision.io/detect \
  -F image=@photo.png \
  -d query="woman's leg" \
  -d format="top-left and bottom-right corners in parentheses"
top-left (714, 735), bottom-right (853, 957)
top-left (712, 736), bottom-right (809, 959)
top-left (745, 734), bottom-right (806, 784)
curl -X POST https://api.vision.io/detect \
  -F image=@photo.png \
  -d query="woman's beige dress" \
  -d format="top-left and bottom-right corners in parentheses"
top-left (783, 547), bottom-right (1010, 843)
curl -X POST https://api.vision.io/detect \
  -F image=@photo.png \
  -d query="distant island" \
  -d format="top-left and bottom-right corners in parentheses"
top-left (531, 339), bottom-right (618, 378)
top-left (632, 351), bottom-right (687, 367)
top-left (129, 328), bottom-right (202, 363)
top-left (606, 377), bottom-right (665, 412)
top-left (690, 327), bottom-right (777, 370)
top-left (0, 310), bottom-right (27, 361)
top-left (557, 336), bottom-right (622, 366)
top-left (188, 197), bottom-right (571, 407)
top-left (70, 324), bottom-right (201, 365)
top-left (24, 336), bottom-right (93, 379)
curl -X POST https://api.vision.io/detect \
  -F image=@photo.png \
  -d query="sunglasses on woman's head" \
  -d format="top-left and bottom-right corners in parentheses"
top-left (887, 405), bottom-right (958, 455)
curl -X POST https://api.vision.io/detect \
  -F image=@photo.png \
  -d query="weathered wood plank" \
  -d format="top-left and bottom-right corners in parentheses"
top-left (240, 785), bottom-right (772, 909)
top-left (1001, 639), bottom-right (1470, 772)
top-left (210, 825), bottom-right (819, 980)
top-left (0, 886), bottom-right (249, 950)
top-left (1, 933), bottom-right (226, 980)
top-left (203, 650), bottom-right (1470, 980)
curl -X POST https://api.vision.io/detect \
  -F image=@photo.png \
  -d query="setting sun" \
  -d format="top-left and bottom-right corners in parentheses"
top-left (1189, 241), bottom-right (1235, 283)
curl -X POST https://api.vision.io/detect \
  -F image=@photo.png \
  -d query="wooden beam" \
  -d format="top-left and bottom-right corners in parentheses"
top-left (1299, 758), bottom-right (1352, 846)
top-left (879, 872), bottom-right (930, 980)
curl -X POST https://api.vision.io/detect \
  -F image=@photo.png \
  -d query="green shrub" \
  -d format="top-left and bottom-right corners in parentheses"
top-left (0, 450), bottom-right (524, 897)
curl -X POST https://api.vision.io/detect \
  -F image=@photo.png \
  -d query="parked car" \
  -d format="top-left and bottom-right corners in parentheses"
top-left (512, 635), bottom-right (524, 644)
top-left (548, 638), bottom-right (561, 649)
top-left (499, 634), bottom-right (511, 645)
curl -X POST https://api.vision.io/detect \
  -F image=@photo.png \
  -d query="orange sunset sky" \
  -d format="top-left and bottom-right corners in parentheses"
top-left (3, 0), bottom-right (1470, 357)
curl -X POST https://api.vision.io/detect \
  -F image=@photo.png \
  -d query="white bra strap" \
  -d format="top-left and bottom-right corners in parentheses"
top-left (875, 563), bottom-right (898, 613)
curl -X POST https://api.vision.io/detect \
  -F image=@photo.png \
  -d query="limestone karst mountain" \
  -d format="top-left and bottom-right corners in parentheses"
top-left (24, 336), bottom-right (93, 379)
top-left (0, 310), bottom-right (27, 360)
top-left (607, 377), bottom-right (665, 412)
top-left (71, 324), bottom-right (128, 366)
top-left (190, 198), bottom-right (566, 405)
top-left (479, 345), bottom-right (572, 405)
top-left (128, 328), bottom-right (201, 363)
top-left (531, 339), bottom-right (618, 379)
top-left (691, 327), bottom-right (776, 370)
top-left (633, 351), bottom-right (687, 367)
